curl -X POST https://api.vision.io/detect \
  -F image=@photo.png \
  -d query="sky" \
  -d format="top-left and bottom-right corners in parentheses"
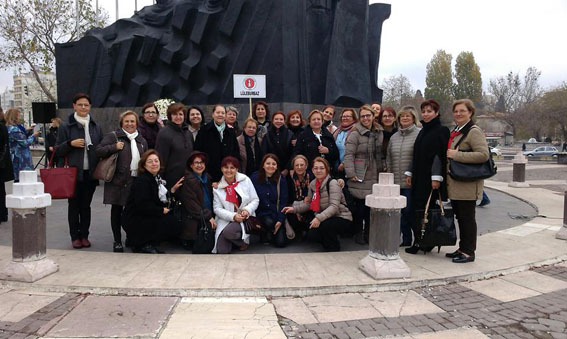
top-left (1, 0), bottom-right (566, 96)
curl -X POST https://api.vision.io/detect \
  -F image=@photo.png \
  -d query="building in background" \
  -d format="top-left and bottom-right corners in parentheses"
top-left (12, 72), bottom-right (57, 126)
top-left (0, 88), bottom-right (14, 109)
top-left (476, 113), bottom-right (514, 146)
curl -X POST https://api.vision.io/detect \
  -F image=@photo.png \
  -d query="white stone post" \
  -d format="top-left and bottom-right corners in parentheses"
top-left (359, 173), bottom-right (410, 279)
top-left (0, 171), bottom-right (57, 282)
top-left (509, 152), bottom-right (529, 188)
top-left (556, 190), bottom-right (567, 240)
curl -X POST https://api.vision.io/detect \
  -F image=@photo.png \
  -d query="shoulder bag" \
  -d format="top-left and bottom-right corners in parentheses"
top-left (193, 210), bottom-right (215, 254)
top-left (40, 152), bottom-right (78, 199)
top-left (448, 127), bottom-right (497, 181)
top-left (93, 132), bottom-right (119, 182)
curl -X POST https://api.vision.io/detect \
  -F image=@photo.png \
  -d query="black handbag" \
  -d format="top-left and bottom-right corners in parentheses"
top-left (449, 146), bottom-right (497, 181)
top-left (416, 190), bottom-right (457, 250)
top-left (193, 212), bottom-right (215, 254)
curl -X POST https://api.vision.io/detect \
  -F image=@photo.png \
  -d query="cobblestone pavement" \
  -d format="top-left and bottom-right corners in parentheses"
top-left (278, 264), bottom-right (567, 339)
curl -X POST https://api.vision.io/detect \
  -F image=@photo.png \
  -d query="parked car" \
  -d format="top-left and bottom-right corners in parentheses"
top-left (490, 147), bottom-right (502, 156)
top-left (523, 146), bottom-right (558, 157)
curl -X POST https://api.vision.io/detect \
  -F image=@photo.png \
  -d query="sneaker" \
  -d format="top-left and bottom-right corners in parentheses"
top-left (72, 239), bottom-right (82, 249)
top-left (113, 242), bottom-right (124, 253)
top-left (81, 238), bottom-right (91, 248)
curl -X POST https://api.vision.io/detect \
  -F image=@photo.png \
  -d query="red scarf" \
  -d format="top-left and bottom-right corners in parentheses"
top-left (448, 130), bottom-right (461, 149)
top-left (309, 180), bottom-right (322, 212)
top-left (225, 181), bottom-right (240, 206)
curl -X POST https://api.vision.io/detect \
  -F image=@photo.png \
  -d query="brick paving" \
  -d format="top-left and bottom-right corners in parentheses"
top-left (279, 265), bottom-right (567, 339)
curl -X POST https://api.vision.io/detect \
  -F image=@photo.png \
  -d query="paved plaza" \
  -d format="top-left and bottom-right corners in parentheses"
top-left (0, 159), bottom-right (566, 338)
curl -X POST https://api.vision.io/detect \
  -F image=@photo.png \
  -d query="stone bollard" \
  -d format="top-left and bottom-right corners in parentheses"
top-left (359, 173), bottom-right (410, 279)
top-left (556, 190), bottom-right (567, 240)
top-left (509, 152), bottom-right (529, 188)
top-left (0, 171), bottom-right (57, 282)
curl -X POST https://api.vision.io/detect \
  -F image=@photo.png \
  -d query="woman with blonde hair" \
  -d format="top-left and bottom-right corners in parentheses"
top-left (293, 110), bottom-right (338, 170)
top-left (5, 108), bottom-right (40, 181)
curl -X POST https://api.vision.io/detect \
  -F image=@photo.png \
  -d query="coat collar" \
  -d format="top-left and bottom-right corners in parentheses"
top-left (217, 172), bottom-right (247, 189)
top-left (399, 124), bottom-right (418, 136)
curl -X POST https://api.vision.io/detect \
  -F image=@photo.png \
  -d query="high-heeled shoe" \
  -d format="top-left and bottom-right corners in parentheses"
top-left (405, 245), bottom-right (420, 254)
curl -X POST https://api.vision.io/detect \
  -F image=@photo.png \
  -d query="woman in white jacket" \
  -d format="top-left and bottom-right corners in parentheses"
top-left (212, 156), bottom-right (259, 253)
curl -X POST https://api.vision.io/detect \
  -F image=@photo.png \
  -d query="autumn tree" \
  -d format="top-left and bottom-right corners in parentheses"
top-left (381, 74), bottom-right (414, 108)
top-left (540, 83), bottom-right (567, 142)
top-left (453, 51), bottom-right (482, 104)
top-left (424, 50), bottom-right (453, 122)
top-left (0, 0), bottom-right (107, 102)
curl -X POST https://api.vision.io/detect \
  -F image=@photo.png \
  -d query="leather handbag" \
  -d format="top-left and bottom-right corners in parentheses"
top-left (449, 147), bottom-right (497, 181)
top-left (416, 190), bottom-right (457, 250)
top-left (244, 216), bottom-right (264, 235)
top-left (193, 211), bottom-right (215, 254)
top-left (93, 132), bottom-right (119, 182)
top-left (40, 152), bottom-right (77, 199)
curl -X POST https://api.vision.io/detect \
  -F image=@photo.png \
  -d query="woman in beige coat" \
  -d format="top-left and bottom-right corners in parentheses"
top-left (343, 105), bottom-right (383, 244)
top-left (446, 99), bottom-right (489, 263)
top-left (282, 157), bottom-right (352, 251)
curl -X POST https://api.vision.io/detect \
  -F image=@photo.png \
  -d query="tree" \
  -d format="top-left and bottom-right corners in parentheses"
top-left (540, 83), bottom-right (567, 142)
top-left (488, 72), bottom-right (521, 113)
top-left (424, 50), bottom-right (453, 121)
top-left (453, 51), bottom-right (482, 104)
top-left (381, 74), bottom-right (414, 108)
top-left (0, 0), bottom-right (107, 102)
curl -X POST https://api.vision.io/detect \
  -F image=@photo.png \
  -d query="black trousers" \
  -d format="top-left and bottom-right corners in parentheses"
top-left (307, 217), bottom-right (350, 251)
top-left (351, 198), bottom-right (370, 236)
top-left (258, 214), bottom-right (287, 248)
top-left (451, 199), bottom-right (477, 256)
top-left (68, 172), bottom-right (97, 241)
top-left (0, 181), bottom-right (7, 221)
top-left (111, 204), bottom-right (124, 243)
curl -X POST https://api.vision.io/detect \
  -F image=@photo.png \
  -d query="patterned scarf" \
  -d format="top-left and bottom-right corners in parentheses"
top-left (293, 172), bottom-right (310, 201)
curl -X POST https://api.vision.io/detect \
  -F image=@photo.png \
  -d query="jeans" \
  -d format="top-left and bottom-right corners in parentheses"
top-left (400, 189), bottom-right (414, 245)
top-left (307, 217), bottom-right (350, 251)
top-left (68, 172), bottom-right (97, 240)
top-left (351, 198), bottom-right (370, 236)
top-left (258, 215), bottom-right (287, 248)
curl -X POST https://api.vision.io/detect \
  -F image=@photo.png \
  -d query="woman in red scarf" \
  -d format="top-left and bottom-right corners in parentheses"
top-left (282, 157), bottom-right (352, 251)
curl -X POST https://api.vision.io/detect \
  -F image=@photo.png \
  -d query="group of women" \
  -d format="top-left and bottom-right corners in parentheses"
top-left (1, 92), bottom-right (487, 263)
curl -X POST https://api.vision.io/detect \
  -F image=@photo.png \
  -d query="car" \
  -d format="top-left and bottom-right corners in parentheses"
top-left (523, 146), bottom-right (558, 157)
top-left (490, 147), bottom-right (502, 156)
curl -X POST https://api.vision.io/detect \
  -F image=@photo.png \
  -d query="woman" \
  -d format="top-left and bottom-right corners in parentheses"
top-left (225, 106), bottom-right (242, 137)
top-left (237, 119), bottom-right (263, 176)
top-left (293, 110), bottom-right (338, 170)
top-left (286, 109), bottom-right (304, 147)
top-left (155, 103), bottom-right (194, 189)
top-left (261, 111), bottom-right (293, 175)
top-left (251, 154), bottom-right (288, 247)
top-left (285, 155), bottom-right (312, 236)
top-left (46, 117), bottom-right (61, 164)
top-left (123, 150), bottom-right (183, 254)
top-left (445, 99), bottom-right (489, 263)
top-left (212, 156), bottom-right (259, 254)
top-left (138, 102), bottom-right (162, 149)
top-left (5, 108), bottom-right (40, 181)
top-left (56, 93), bottom-right (103, 249)
top-left (322, 105), bottom-right (338, 134)
top-left (406, 99), bottom-right (450, 254)
top-left (344, 105), bottom-right (383, 244)
top-left (177, 151), bottom-right (216, 250)
top-left (333, 108), bottom-right (358, 177)
top-left (96, 111), bottom-right (148, 252)
top-left (195, 105), bottom-right (240, 181)
top-left (378, 106), bottom-right (398, 168)
top-left (372, 103), bottom-right (382, 125)
top-left (282, 157), bottom-right (352, 251)
top-left (0, 108), bottom-right (14, 223)
top-left (187, 105), bottom-right (205, 141)
top-left (252, 101), bottom-right (270, 137)
top-left (386, 105), bottom-right (420, 247)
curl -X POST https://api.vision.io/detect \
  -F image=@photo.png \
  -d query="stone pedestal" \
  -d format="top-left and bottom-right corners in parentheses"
top-left (556, 190), bottom-right (567, 240)
top-left (359, 173), bottom-right (410, 279)
top-left (509, 152), bottom-right (530, 188)
top-left (0, 171), bottom-right (57, 282)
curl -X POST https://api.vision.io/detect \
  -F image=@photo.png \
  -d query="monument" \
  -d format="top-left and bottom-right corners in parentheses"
top-left (55, 0), bottom-right (390, 109)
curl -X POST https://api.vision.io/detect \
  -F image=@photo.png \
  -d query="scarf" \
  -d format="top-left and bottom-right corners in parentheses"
top-left (215, 122), bottom-right (226, 141)
top-left (225, 180), bottom-right (240, 205)
top-left (244, 135), bottom-right (261, 175)
top-left (195, 172), bottom-right (212, 211)
top-left (155, 174), bottom-right (168, 203)
top-left (122, 129), bottom-right (140, 176)
top-left (448, 130), bottom-right (462, 150)
top-left (309, 179), bottom-right (322, 212)
top-left (74, 112), bottom-right (92, 170)
top-left (335, 121), bottom-right (355, 135)
top-left (293, 172), bottom-right (310, 201)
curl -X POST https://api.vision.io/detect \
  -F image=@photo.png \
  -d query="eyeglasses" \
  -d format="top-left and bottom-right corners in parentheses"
top-left (193, 161), bottom-right (205, 165)
top-left (382, 115), bottom-right (394, 119)
top-left (76, 103), bottom-right (90, 107)
top-left (360, 114), bottom-right (373, 119)
top-left (144, 111), bottom-right (157, 115)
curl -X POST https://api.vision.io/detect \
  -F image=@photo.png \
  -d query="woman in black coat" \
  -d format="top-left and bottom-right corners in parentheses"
top-left (155, 103), bottom-right (193, 189)
top-left (95, 111), bottom-right (148, 252)
top-left (261, 111), bottom-right (293, 175)
top-left (194, 104), bottom-right (240, 182)
top-left (286, 109), bottom-right (304, 149)
top-left (46, 117), bottom-right (61, 165)
top-left (293, 110), bottom-right (338, 170)
top-left (138, 102), bottom-right (162, 149)
top-left (406, 99), bottom-right (450, 254)
top-left (0, 108), bottom-right (14, 223)
top-left (123, 150), bottom-right (183, 253)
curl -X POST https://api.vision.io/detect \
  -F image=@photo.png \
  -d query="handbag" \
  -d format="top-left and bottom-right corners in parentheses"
top-left (93, 132), bottom-right (119, 182)
top-left (416, 190), bottom-right (457, 249)
top-left (193, 211), bottom-right (215, 254)
top-left (449, 147), bottom-right (497, 181)
top-left (40, 152), bottom-right (77, 199)
top-left (244, 215), bottom-right (264, 235)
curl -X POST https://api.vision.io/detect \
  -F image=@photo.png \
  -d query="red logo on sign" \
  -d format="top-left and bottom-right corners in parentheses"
top-left (244, 77), bottom-right (256, 89)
